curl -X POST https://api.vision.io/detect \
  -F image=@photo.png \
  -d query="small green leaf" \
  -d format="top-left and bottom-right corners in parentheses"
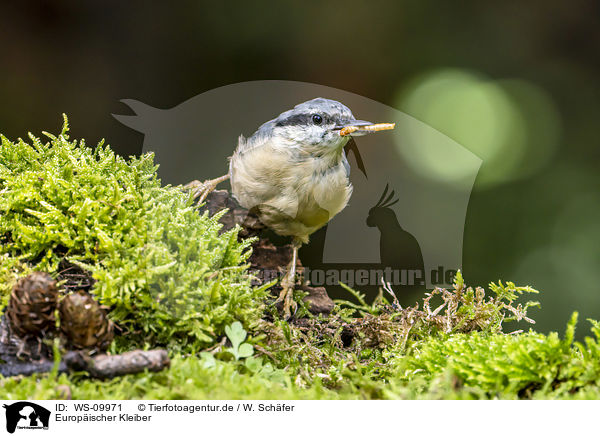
top-left (244, 356), bottom-right (262, 373)
top-left (199, 352), bottom-right (216, 368)
top-left (225, 321), bottom-right (247, 350)
top-left (237, 343), bottom-right (254, 359)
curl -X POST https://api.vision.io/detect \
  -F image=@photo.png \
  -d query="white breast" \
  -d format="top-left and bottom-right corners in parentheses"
top-left (230, 139), bottom-right (352, 242)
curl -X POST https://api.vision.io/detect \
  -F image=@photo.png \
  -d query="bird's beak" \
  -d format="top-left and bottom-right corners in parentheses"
top-left (335, 120), bottom-right (396, 137)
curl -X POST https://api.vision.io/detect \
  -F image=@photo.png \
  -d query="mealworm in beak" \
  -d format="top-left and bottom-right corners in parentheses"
top-left (339, 123), bottom-right (396, 136)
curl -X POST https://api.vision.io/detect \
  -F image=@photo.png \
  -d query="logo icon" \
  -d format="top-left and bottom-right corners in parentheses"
top-left (114, 80), bottom-right (481, 304)
top-left (3, 402), bottom-right (50, 433)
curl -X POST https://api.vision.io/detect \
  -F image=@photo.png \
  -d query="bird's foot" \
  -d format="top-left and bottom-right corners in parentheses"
top-left (184, 174), bottom-right (229, 203)
top-left (275, 282), bottom-right (298, 321)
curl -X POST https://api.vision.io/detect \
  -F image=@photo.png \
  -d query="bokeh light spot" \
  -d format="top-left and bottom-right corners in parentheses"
top-left (394, 69), bottom-right (560, 189)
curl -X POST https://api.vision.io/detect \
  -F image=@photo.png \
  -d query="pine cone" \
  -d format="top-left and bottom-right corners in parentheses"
top-left (6, 272), bottom-right (58, 337)
top-left (59, 291), bottom-right (114, 351)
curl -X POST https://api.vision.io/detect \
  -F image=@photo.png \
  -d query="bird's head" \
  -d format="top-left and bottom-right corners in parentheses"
top-left (366, 184), bottom-right (399, 227)
top-left (265, 98), bottom-right (394, 155)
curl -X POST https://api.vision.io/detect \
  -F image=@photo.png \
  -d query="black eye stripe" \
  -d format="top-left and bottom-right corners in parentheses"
top-left (276, 113), bottom-right (330, 127)
top-left (275, 114), bottom-right (309, 127)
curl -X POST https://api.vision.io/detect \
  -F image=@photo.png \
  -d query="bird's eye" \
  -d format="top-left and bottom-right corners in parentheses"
top-left (312, 114), bottom-right (323, 125)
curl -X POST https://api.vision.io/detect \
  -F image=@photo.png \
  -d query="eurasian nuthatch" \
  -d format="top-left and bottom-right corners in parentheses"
top-left (188, 98), bottom-right (394, 318)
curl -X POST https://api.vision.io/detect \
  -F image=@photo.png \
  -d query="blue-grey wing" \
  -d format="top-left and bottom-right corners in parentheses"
top-left (341, 152), bottom-right (351, 178)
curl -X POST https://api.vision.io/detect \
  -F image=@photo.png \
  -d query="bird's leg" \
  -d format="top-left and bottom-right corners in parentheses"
top-left (276, 239), bottom-right (301, 320)
top-left (184, 174), bottom-right (230, 203)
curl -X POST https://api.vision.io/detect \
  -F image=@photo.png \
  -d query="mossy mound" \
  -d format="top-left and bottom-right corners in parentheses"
top-left (1, 119), bottom-right (600, 400)
top-left (0, 116), bottom-right (268, 353)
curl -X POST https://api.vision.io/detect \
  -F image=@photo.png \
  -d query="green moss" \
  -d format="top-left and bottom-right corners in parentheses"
top-left (4, 314), bottom-right (600, 400)
top-left (0, 254), bottom-right (32, 309)
top-left (0, 356), bottom-right (334, 400)
top-left (0, 116), bottom-right (267, 352)
top-left (3, 300), bottom-right (600, 399)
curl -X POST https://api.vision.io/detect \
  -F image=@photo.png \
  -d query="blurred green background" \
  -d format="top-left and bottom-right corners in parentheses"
top-left (0, 0), bottom-right (598, 334)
